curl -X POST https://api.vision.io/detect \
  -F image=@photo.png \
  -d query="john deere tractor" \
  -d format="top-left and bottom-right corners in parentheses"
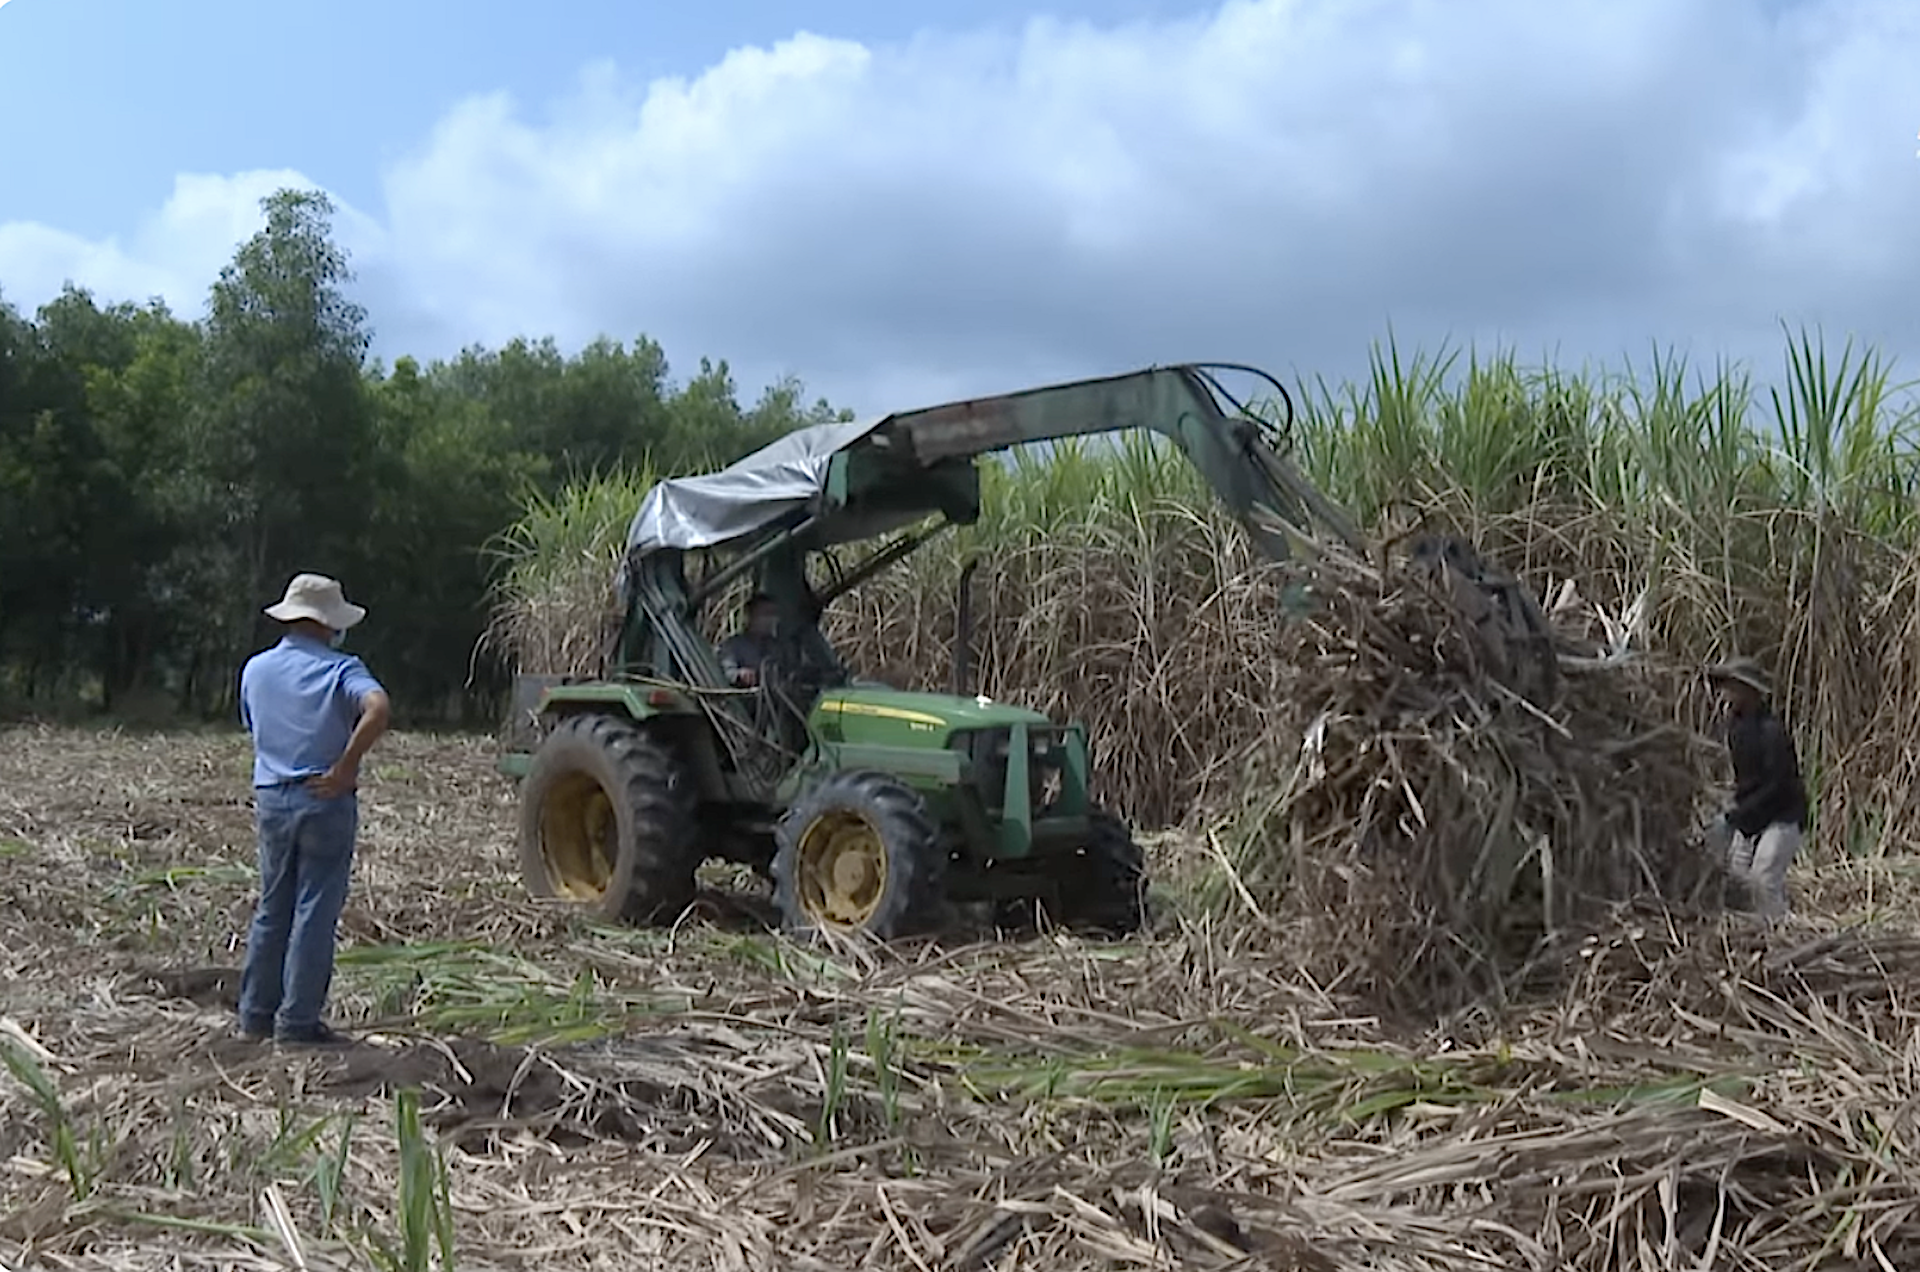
top-left (496, 363), bottom-right (1378, 939)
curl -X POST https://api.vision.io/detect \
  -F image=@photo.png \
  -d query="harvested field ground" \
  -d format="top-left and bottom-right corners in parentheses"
top-left (4, 726), bottom-right (1920, 1271)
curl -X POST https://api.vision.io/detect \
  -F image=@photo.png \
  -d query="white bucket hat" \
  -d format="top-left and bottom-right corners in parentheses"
top-left (264, 573), bottom-right (367, 631)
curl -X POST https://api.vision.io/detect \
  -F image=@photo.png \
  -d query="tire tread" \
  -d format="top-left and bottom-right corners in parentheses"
top-left (517, 712), bottom-right (697, 925)
top-left (772, 769), bottom-right (947, 939)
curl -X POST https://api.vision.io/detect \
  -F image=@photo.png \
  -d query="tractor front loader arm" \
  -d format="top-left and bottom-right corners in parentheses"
top-left (867, 363), bottom-right (1366, 562)
top-left (871, 365), bottom-right (1561, 706)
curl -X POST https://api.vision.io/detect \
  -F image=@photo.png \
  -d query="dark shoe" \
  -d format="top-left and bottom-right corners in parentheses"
top-left (236, 1016), bottom-right (274, 1043)
top-left (275, 1022), bottom-right (352, 1048)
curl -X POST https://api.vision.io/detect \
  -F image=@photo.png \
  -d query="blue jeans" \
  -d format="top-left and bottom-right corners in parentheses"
top-left (237, 783), bottom-right (358, 1034)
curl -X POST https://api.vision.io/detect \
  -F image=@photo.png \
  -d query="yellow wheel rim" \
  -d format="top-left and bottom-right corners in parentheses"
top-left (796, 809), bottom-right (889, 927)
top-left (538, 772), bottom-right (618, 901)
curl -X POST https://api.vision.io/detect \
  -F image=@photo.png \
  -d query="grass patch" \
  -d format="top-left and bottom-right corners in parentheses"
top-left (338, 940), bottom-right (687, 1043)
top-left (1, 1035), bottom-right (98, 1201)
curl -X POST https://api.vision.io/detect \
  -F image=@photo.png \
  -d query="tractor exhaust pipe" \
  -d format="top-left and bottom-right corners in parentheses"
top-left (951, 559), bottom-right (978, 696)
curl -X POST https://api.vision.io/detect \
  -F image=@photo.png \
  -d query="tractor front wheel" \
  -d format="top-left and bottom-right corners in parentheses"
top-left (772, 771), bottom-right (947, 939)
top-left (516, 713), bottom-right (698, 925)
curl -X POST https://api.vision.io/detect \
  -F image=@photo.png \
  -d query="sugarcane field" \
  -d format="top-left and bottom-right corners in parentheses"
top-left (6, 4), bottom-right (1920, 1267)
top-left (8, 330), bottom-right (1920, 1271)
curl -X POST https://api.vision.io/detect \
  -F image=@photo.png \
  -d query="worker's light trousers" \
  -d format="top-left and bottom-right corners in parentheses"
top-left (1727, 822), bottom-right (1801, 918)
top-left (237, 782), bottom-right (358, 1035)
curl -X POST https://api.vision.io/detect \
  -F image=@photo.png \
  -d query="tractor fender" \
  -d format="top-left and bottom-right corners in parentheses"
top-left (498, 676), bottom-right (728, 799)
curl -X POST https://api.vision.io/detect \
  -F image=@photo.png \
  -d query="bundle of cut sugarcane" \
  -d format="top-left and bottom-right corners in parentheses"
top-left (1222, 534), bottom-right (1723, 1016)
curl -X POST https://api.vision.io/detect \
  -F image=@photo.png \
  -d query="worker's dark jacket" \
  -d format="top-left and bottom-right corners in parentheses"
top-left (1725, 704), bottom-right (1808, 836)
top-left (717, 632), bottom-right (769, 683)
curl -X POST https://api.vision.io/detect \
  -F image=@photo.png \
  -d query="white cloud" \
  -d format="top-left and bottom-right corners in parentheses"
top-left (0, 168), bottom-right (387, 319)
top-left (3, 0), bottom-right (1918, 414)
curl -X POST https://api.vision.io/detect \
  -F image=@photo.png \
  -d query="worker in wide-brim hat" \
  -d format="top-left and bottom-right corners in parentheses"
top-left (234, 573), bottom-right (391, 1047)
top-left (1706, 656), bottom-right (1807, 920)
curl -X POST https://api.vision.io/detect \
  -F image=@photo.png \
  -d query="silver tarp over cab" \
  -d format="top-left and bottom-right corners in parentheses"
top-left (623, 416), bottom-right (887, 558)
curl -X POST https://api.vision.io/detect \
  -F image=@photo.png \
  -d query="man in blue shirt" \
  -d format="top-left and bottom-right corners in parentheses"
top-left (236, 573), bottom-right (391, 1045)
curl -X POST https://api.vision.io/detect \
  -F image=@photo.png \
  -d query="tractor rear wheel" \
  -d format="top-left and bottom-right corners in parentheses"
top-left (1043, 809), bottom-right (1148, 936)
top-left (516, 713), bottom-right (698, 925)
top-left (772, 771), bottom-right (947, 939)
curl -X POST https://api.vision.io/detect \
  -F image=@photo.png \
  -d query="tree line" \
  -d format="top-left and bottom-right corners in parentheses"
top-left (0, 188), bottom-right (848, 725)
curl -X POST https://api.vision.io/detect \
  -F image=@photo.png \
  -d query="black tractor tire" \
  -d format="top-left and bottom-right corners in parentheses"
top-left (516, 713), bottom-right (698, 925)
top-left (1041, 809), bottom-right (1149, 936)
top-left (772, 770), bottom-right (948, 939)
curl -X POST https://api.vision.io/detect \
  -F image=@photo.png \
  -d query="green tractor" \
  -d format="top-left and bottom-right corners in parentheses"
top-left (497, 363), bottom-right (1369, 939)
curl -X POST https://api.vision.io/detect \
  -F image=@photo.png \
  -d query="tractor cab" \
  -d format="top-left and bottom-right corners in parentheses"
top-left (613, 417), bottom-right (987, 785)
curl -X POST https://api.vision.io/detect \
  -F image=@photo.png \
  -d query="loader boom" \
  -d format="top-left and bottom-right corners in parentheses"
top-left (863, 363), bottom-right (1366, 560)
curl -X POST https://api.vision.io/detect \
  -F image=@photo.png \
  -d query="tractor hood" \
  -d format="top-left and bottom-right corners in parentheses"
top-left (810, 686), bottom-right (1050, 745)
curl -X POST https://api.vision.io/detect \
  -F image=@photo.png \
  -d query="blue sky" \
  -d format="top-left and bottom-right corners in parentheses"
top-left (1, 0), bottom-right (1196, 236)
top-left (2, 0), bottom-right (1918, 414)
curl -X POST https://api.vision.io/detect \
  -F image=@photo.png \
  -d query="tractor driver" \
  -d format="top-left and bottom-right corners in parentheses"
top-left (718, 592), bottom-right (779, 688)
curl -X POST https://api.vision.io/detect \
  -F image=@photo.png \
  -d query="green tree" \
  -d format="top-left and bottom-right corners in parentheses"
top-left (70, 297), bottom-right (205, 706)
top-left (356, 355), bottom-right (546, 720)
top-left (0, 291), bottom-right (104, 699)
top-left (187, 188), bottom-right (377, 711)
top-left (0, 185), bottom-right (846, 724)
